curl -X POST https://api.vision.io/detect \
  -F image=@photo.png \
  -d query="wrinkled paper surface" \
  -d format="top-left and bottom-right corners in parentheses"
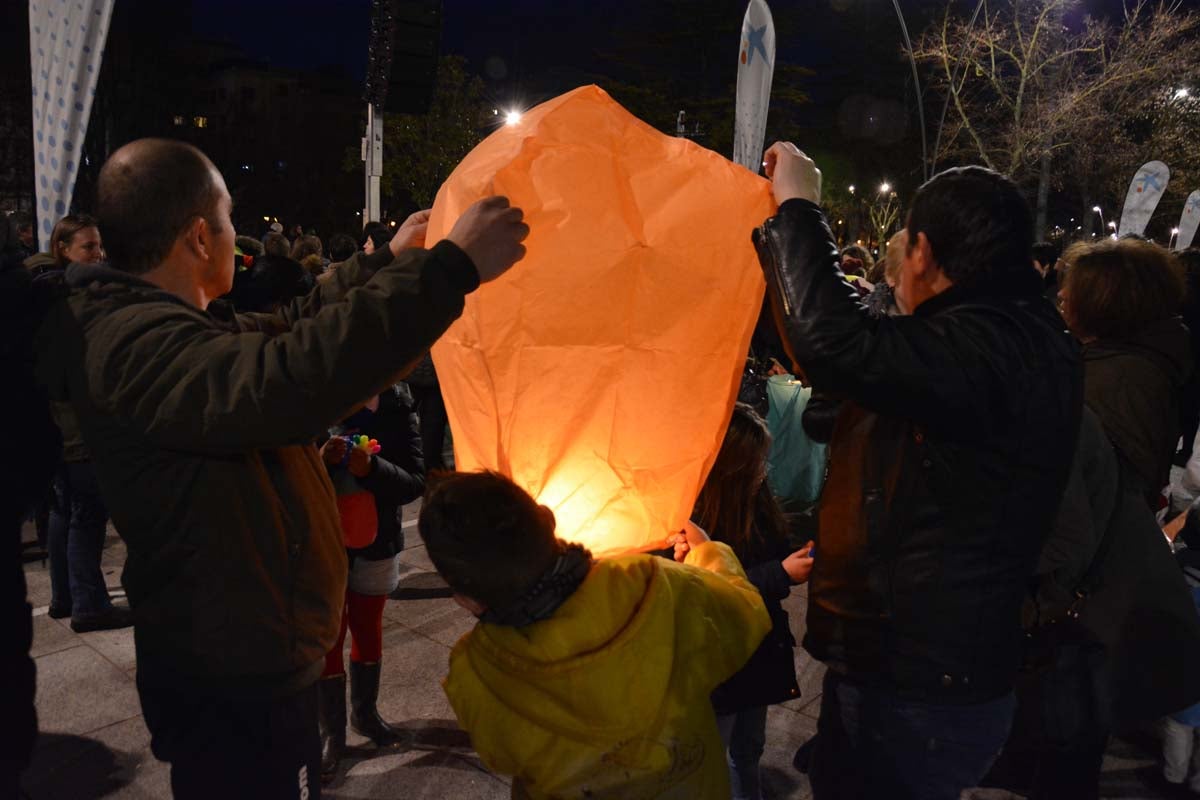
top-left (428, 85), bottom-right (775, 554)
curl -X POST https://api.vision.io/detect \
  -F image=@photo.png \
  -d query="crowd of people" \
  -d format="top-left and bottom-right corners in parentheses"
top-left (4, 134), bottom-right (1200, 800)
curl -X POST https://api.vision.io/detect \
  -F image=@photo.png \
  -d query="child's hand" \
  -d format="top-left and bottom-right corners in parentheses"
top-left (671, 521), bottom-right (711, 563)
top-left (321, 437), bottom-right (347, 466)
top-left (782, 541), bottom-right (815, 584)
top-left (348, 446), bottom-right (373, 477)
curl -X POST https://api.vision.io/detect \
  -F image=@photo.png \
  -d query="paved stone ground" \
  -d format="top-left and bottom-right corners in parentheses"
top-left (18, 500), bottom-right (1178, 799)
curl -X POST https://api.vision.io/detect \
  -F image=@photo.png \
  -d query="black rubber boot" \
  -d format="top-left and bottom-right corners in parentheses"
top-left (318, 674), bottom-right (346, 781)
top-left (349, 661), bottom-right (403, 746)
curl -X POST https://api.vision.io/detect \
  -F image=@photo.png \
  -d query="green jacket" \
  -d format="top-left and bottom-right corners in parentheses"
top-left (34, 242), bottom-right (479, 695)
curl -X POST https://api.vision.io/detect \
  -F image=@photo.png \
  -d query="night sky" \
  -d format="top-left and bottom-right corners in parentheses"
top-left (187, 0), bottom-right (892, 99)
top-left (188, 0), bottom-right (1165, 109)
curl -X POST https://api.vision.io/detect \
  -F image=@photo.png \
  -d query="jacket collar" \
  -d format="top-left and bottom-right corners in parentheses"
top-left (913, 267), bottom-right (1045, 318)
top-left (64, 261), bottom-right (158, 290)
top-left (64, 261), bottom-right (202, 310)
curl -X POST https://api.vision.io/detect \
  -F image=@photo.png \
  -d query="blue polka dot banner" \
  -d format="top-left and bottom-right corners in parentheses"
top-left (28, 0), bottom-right (114, 250)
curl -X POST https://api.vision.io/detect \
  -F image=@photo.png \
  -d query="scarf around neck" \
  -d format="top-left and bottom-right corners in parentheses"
top-left (479, 543), bottom-right (594, 628)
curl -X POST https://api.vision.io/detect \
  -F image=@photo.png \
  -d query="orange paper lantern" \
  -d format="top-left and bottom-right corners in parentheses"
top-left (427, 85), bottom-right (775, 555)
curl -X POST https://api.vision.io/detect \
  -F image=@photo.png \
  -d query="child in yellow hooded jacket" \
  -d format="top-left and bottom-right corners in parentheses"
top-left (418, 471), bottom-right (772, 799)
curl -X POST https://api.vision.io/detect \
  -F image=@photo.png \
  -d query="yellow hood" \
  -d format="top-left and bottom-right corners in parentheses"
top-left (444, 541), bottom-right (770, 799)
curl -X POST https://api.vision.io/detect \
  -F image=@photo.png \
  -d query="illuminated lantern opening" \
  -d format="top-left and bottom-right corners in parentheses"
top-left (427, 85), bottom-right (775, 555)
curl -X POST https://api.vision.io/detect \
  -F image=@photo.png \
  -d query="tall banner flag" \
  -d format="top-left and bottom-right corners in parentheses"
top-left (1118, 160), bottom-right (1170, 238)
top-left (1177, 190), bottom-right (1200, 251)
top-left (29, 0), bottom-right (114, 251)
top-left (732, 0), bottom-right (775, 173)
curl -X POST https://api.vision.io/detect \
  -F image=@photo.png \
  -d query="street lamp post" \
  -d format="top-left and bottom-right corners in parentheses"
top-left (1092, 206), bottom-right (1104, 239)
top-left (1171, 227), bottom-right (1182, 249)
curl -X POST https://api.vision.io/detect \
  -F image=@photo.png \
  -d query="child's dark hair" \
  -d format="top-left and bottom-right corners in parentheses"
top-left (693, 403), bottom-right (788, 559)
top-left (418, 471), bottom-right (561, 610)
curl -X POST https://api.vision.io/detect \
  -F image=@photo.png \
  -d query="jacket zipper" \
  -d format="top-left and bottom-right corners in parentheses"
top-left (758, 218), bottom-right (792, 317)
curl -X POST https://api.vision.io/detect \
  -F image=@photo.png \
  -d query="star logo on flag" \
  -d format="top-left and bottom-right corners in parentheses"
top-left (742, 24), bottom-right (771, 68)
top-left (1135, 170), bottom-right (1164, 194)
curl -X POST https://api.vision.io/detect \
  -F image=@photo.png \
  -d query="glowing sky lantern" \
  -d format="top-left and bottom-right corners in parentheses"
top-left (427, 85), bottom-right (776, 555)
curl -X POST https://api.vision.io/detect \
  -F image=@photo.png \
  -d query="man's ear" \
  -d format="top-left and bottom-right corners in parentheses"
top-left (910, 231), bottom-right (937, 280)
top-left (193, 216), bottom-right (216, 263)
top-left (175, 216), bottom-right (207, 261)
top-left (538, 505), bottom-right (557, 534)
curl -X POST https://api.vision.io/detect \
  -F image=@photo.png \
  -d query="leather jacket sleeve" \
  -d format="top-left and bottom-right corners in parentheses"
top-left (753, 199), bottom-right (1011, 431)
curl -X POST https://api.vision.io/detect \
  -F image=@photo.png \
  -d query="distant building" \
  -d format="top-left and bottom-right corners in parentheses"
top-left (6, 0), bottom-right (364, 238)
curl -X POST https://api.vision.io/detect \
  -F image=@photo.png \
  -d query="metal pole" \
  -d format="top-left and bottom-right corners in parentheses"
top-left (891, 0), bottom-right (928, 183)
top-left (931, 0), bottom-right (987, 176)
top-left (364, 102), bottom-right (383, 224)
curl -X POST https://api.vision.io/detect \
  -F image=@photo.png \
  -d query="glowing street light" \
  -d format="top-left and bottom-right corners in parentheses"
top-left (505, 110), bottom-right (523, 126)
top-left (1171, 227), bottom-right (1182, 249)
top-left (879, 181), bottom-right (892, 194)
top-left (1176, 88), bottom-right (1191, 100)
top-left (848, 184), bottom-right (856, 195)
top-left (1107, 221), bottom-right (1117, 230)
top-left (1092, 205), bottom-right (1105, 234)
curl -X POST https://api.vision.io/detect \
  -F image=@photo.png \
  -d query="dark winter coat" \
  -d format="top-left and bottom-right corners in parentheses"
top-left (754, 199), bottom-right (1082, 704)
top-left (707, 511), bottom-right (800, 715)
top-left (1082, 317), bottom-right (1193, 504)
top-left (33, 241), bottom-right (479, 697)
top-left (1034, 409), bottom-right (1200, 726)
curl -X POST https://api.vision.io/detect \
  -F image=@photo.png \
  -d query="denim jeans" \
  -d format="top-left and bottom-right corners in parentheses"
top-left (48, 461), bottom-right (112, 616)
top-left (717, 706), bottom-right (769, 800)
top-left (810, 670), bottom-right (1015, 800)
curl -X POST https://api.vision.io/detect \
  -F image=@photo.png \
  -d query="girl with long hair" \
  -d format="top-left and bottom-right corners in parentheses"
top-left (693, 402), bottom-right (814, 800)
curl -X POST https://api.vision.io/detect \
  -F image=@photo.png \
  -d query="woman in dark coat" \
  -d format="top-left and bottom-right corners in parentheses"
top-left (1059, 238), bottom-right (1192, 507)
top-left (692, 402), bottom-right (813, 800)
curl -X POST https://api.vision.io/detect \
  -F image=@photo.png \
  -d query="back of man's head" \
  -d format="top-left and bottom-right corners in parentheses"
top-left (1031, 241), bottom-right (1057, 271)
top-left (261, 232), bottom-right (291, 258)
top-left (11, 211), bottom-right (33, 236)
top-left (419, 471), bottom-right (561, 611)
top-left (906, 166), bottom-right (1033, 285)
top-left (97, 139), bottom-right (222, 275)
top-left (328, 233), bottom-right (357, 263)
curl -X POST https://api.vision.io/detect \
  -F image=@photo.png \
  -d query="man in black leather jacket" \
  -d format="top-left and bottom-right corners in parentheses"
top-left (755, 143), bottom-right (1081, 800)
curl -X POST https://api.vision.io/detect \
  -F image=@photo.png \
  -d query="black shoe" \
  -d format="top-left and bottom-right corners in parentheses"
top-left (319, 674), bottom-right (347, 781)
top-left (349, 661), bottom-right (404, 746)
top-left (70, 606), bottom-right (133, 633)
top-left (47, 603), bottom-right (72, 620)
